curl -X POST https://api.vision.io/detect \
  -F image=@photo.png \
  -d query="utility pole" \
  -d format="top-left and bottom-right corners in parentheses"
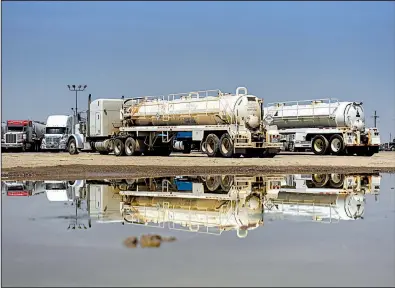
top-left (372, 110), bottom-right (379, 128)
top-left (67, 85), bottom-right (87, 118)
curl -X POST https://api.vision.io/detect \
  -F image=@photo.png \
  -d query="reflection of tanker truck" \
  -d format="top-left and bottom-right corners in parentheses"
top-left (280, 173), bottom-right (381, 195)
top-left (43, 173), bottom-right (380, 233)
top-left (44, 175), bottom-right (284, 237)
top-left (263, 173), bottom-right (381, 222)
top-left (2, 181), bottom-right (45, 196)
top-left (263, 99), bottom-right (381, 156)
top-left (66, 87), bottom-right (282, 158)
top-left (116, 175), bottom-right (285, 238)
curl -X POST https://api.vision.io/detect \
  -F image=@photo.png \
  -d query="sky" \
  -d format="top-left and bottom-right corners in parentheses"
top-left (2, 1), bottom-right (395, 141)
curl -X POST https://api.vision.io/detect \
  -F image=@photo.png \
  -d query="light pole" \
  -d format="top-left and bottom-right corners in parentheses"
top-left (67, 84), bottom-right (87, 118)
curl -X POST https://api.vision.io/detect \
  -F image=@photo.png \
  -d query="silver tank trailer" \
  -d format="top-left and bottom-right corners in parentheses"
top-left (264, 100), bottom-right (365, 131)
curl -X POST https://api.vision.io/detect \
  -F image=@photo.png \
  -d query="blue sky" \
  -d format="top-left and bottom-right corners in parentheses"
top-left (2, 1), bottom-right (394, 140)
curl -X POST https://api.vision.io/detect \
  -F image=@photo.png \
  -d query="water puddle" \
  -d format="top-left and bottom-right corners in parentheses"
top-left (2, 172), bottom-right (394, 286)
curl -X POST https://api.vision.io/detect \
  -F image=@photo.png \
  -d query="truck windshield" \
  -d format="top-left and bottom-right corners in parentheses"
top-left (7, 126), bottom-right (25, 132)
top-left (46, 127), bottom-right (66, 134)
top-left (45, 183), bottom-right (67, 190)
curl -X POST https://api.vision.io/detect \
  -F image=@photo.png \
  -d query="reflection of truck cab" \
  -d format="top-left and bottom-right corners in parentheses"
top-left (44, 180), bottom-right (87, 201)
top-left (41, 115), bottom-right (74, 151)
top-left (2, 181), bottom-right (45, 196)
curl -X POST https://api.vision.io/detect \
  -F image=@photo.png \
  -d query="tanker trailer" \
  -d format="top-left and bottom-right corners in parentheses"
top-left (263, 191), bottom-right (366, 223)
top-left (2, 120), bottom-right (46, 152)
top-left (120, 193), bottom-right (264, 238)
top-left (112, 86), bottom-right (282, 158)
top-left (263, 99), bottom-right (380, 156)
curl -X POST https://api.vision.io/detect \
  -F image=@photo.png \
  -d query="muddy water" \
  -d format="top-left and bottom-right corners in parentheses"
top-left (2, 173), bottom-right (394, 287)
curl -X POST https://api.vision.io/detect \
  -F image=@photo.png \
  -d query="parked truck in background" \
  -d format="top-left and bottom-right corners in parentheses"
top-left (41, 115), bottom-right (75, 152)
top-left (263, 99), bottom-right (381, 156)
top-left (2, 180), bottom-right (46, 197)
top-left (1, 120), bottom-right (46, 152)
top-left (66, 87), bottom-right (283, 158)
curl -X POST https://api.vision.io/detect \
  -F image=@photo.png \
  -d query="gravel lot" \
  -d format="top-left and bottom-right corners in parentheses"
top-left (2, 151), bottom-right (395, 180)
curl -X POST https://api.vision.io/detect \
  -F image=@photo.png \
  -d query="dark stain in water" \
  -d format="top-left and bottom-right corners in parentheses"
top-left (124, 234), bottom-right (177, 248)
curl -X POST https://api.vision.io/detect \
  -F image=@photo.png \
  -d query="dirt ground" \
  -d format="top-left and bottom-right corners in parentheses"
top-left (2, 151), bottom-right (395, 180)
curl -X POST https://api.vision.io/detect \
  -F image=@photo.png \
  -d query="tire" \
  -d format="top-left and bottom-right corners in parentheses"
top-left (90, 142), bottom-right (97, 153)
top-left (220, 175), bottom-right (234, 192)
top-left (68, 138), bottom-right (79, 155)
top-left (329, 173), bottom-right (345, 188)
top-left (260, 150), bottom-right (276, 158)
top-left (312, 174), bottom-right (330, 188)
top-left (205, 134), bottom-right (220, 157)
top-left (125, 137), bottom-right (137, 156)
top-left (219, 133), bottom-right (234, 158)
top-left (205, 175), bottom-right (221, 191)
top-left (182, 143), bottom-right (192, 154)
top-left (311, 135), bottom-right (329, 155)
top-left (329, 134), bottom-right (344, 155)
top-left (113, 138), bottom-right (125, 157)
top-left (200, 141), bottom-right (207, 154)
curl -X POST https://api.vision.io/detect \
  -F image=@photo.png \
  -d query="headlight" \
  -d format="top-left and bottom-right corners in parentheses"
top-left (22, 134), bottom-right (26, 140)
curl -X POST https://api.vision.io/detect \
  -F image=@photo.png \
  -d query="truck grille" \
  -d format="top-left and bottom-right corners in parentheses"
top-left (46, 137), bottom-right (60, 144)
top-left (5, 134), bottom-right (17, 143)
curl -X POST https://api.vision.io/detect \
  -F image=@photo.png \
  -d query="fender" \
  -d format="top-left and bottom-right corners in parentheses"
top-left (68, 133), bottom-right (85, 149)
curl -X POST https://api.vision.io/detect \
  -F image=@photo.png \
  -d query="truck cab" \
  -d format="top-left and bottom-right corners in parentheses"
top-left (2, 120), bottom-right (45, 152)
top-left (41, 115), bottom-right (74, 151)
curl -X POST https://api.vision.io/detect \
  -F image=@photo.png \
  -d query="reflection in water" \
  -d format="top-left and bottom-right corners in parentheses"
top-left (2, 173), bottom-right (381, 238)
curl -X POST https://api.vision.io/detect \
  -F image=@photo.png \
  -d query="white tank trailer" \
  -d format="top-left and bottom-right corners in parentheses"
top-left (2, 120), bottom-right (46, 152)
top-left (263, 99), bottom-right (380, 156)
top-left (67, 87), bottom-right (282, 158)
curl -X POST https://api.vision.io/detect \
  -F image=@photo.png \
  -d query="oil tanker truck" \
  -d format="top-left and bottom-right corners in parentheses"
top-left (2, 120), bottom-right (46, 152)
top-left (263, 99), bottom-right (381, 156)
top-left (66, 87), bottom-right (282, 158)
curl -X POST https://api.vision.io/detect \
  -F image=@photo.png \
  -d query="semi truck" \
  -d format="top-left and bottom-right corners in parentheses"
top-left (2, 120), bottom-right (46, 152)
top-left (41, 115), bottom-right (75, 151)
top-left (66, 87), bottom-right (283, 158)
top-left (263, 99), bottom-right (381, 156)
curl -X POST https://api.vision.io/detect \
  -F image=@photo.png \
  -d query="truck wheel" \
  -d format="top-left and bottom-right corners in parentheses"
top-left (182, 143), bottom-right (192, 154)
top-left (205, 175), bottom-right (221, 191)
top-left (260, 150), bottom-right (276, 158)
top-left (312, 174), bottom-right (330, 188)
top-left (205, 134), bottom-right (220, 157)
top-left (329, 173), bottom-right (344, 188)
top-left (200, 141), bottom-right (207, 154)
top-left (114, 139), bottom-right (125, 156)
top-left (329, 134), bottom-right (344, 155)
top-left (311, 135), bottom-right (328, 155)
top-left (125, 137), bottom-right (137, 156)
top-left (220, 175), bottom-right (234, 192)
top-left (219, 133), bottom-right (234, 158)
top-left (68, 138), bottom-right (79, 155)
